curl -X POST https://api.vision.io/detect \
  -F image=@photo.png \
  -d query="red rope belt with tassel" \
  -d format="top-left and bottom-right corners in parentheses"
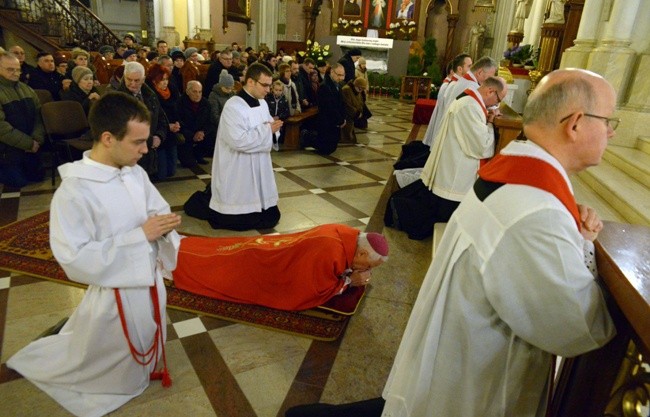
top-left (115, 282), bottom-right (171, 387)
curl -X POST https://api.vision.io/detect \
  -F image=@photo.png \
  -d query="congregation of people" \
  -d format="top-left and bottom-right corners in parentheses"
top-left (0, 36), bottom-right (372, 193)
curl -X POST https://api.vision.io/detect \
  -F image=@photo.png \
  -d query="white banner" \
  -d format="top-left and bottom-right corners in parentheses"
top-left (336, 36), bottom-right (394, 50)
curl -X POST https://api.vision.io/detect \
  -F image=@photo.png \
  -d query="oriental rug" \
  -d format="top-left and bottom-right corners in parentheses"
top-left (0, 211), bottom-right (367, 341)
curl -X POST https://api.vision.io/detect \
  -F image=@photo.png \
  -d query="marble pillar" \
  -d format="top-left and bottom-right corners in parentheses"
top-left (625, 54), bottom-right (650, 112)
top-left (158, 0), bottom-right (180, 45)
top-left (523, 0), bottom-right (548, 47)
top-left (490, 0), bottom-right (516, 63)
top-left (586, 0), bottom-right (641, 105)
top-left (560, 0), bottom-right (603, 69)
top-left (257, 0), bottom-right (279, 50)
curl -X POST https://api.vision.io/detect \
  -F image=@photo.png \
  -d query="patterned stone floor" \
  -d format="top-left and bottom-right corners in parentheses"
top-left (0, 97), bottom-right (433, 417)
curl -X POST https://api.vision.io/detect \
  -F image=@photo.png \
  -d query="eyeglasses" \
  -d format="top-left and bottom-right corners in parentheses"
top-left (255, 79), bottom-right (272, 88)
top-left (495, 89), bottom-right (502, 104)
top-left (0, 67), bottom-right (22, 74)
top-left (333, 71), bottom-right (345, 77)
top-left (559, 112), bottom-right (620, 131)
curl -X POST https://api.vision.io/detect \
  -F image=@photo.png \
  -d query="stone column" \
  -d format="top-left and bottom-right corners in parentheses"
top-left (490, 0), bottom-right (516, 62)
top-left (586, 0), bottom-right (641, 104)
top-left (560, 0), bottom-right (603, 69)
top-left (523, 0), bottom-right (549, 47)
top-left (257, 0), bottom-right (279, 50)
top-left (200, 0), bottom-right (210, 31)
top-left (158, 0), bottom-right (179, 46)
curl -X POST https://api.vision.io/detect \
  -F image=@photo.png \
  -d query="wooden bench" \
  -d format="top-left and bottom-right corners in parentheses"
top-left (283, 106), bottom-right (318, 150)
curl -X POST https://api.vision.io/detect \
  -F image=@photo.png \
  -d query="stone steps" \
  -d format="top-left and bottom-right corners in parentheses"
top-left (577, 157), bottom-right (650, 226)
top-left (603, 145), bottom-right (650, 187)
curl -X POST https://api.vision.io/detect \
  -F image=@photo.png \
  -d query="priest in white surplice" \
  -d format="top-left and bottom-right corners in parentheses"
top-left (382, 69), bottom-right (616, 417)
top-left (420, 76), bottom-right (507, 223)
top-left (423, 56), bottom-right (497, 147)
top-left (8, 93), bottom-right (182, 417)
top-left (209, 63), bottom-right (283, 231)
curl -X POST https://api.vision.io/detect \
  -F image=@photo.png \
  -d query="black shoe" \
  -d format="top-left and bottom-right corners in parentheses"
top-left (196, 157), bottom-right (208, 165)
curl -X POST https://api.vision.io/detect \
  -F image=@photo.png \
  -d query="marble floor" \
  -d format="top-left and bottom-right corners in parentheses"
top-left (0, 97), bottom-right (435, 417)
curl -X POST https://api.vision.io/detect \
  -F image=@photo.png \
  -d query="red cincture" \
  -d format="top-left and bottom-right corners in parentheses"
top-left (115, 282), bottom-right (172, 387)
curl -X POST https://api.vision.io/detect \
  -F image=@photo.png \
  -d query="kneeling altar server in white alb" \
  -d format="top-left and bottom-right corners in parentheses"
top-left (8, 93), bottom-right (182, 417)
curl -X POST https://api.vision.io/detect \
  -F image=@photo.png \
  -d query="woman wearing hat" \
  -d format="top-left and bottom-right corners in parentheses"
top-left (60, 66), bottom-right (100, 115)
top-left (341, 76), bottom-right (369, 143)
top-left (208, 69), bottom-right (235, 131)
top-left (64, 49), bottom-right (99, 86)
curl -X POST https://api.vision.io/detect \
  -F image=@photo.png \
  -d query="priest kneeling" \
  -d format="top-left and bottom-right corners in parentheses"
top-left (172, 224), bottom-right (389, 311)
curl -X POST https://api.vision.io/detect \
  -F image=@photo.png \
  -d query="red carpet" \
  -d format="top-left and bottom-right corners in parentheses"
top-left (0, 211), bottom-right (367, 340)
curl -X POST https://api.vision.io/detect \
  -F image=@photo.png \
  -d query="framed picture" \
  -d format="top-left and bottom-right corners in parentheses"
top-left (394, 0), bottom-right (416, 20)
top-left (367, 0), bottom-right (388, 28)
top-left (225, 0), bottom-right (250, 23)
top-left (473, 0), bottom-right (496, 12)
top-left (342, 0), bottom-right (363, 17)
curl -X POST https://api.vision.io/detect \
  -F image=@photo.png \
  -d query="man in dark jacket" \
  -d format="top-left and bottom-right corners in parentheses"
top-left (338, 48), bottom-right (362, 84)
top-left (177, 80), bottom-right (214, 167)
top-left (28, 52), bottom-right (70, 101)
top-left (0, 51), bottom-right (45, 188)
top-left (116, 61), bottom-right (167, 178)
top-left (296, 58), bottom-right (317, 109)
top-left (203, 50), bottom-right (240, 98)
top-left (310, 63), bottom-right (346, 155)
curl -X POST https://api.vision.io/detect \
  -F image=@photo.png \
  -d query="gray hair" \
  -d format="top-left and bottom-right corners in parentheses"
top-left (357, 233), bottom-right (388, 262)
top-left (471, 56), bottom-right (497, 72)
top-left (482, 76), bottom-right (505, 93)
top-left (523, 77), bottom-right (597, 126)
top-left (186, 80), bottom-right (202, 92)
top-left (124, 61), bottom-right (145, 77)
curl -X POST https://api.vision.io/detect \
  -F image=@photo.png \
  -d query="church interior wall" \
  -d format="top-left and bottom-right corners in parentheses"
top-left (173, 0), bottom-right (189, 46)
top-left (314, 1), bottom-right (334, 47)
top-left (94, 0), bottom-right (140, 38)
top-left (424, 1), bottom-right (450, 66)
top-left (283, 2), bottom-right (308, 44)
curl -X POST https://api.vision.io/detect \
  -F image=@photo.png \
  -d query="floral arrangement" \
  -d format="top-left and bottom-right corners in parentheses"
top-left (297, 40), bottom-right (331, 62)
top-left (385, 20), bottom-right (417, 41)
top-left (333, 18), bottom-right (364, 36)
top-left (503, 44), bottom-right (536, 66)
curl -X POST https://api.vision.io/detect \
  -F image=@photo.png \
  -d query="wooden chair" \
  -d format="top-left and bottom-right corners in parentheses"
top-left (41, 101), bottom-right (92, 185)
top-left (33, 89), bottom-right (53, 105)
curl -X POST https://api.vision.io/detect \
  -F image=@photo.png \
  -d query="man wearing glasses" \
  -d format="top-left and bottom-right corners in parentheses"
top-left (208, 63), bottom-right (283, 231)
top-left (0, 51), bottom-right (45, 188)
top-left (410, 76), bottom-right (507, 234)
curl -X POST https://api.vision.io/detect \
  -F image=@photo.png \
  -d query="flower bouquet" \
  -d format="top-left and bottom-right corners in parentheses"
top-left (333, 18), bottom-right (364, 36)
top-left (386, 20), bottom-right (417, 41)
top-left (298, 40), bottom-right (331, 62)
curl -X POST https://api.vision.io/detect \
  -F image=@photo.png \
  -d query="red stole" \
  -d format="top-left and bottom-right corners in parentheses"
top-left (443, 76), bottom-right (452, 84)
top-left (450, 74), bottom-right (459, 82)
top-left (462, 88), bottom-right (488, 118)
top-left (478, 154), bottom-right (581, 230)
top-left (463, 71), bottom-right (478, 84)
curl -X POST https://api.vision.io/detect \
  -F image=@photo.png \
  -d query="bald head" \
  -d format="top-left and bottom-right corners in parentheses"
top-left (523, 69), bottom-right (617, 174)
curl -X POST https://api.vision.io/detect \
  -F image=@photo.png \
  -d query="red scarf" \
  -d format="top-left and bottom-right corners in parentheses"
top-left (462, 88), bottom-right (488, 118)
top-left (463, 71), bottom-right (478, 84)
top-left (478, 154), bottom-right (581, 230)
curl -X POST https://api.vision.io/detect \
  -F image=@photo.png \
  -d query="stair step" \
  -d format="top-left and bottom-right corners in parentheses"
top-left (577, 160), bottom-right (650, 226)
top-left (603, 145), bottom-right (650, 188)
top-left (570, 175), bottom-right (626, 223)
top-left (638, 136), bottom-right (650, 156)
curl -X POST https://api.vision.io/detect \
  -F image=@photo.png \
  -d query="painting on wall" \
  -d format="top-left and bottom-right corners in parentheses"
top-left (225, 0), bottom-right (250, 23)
top-left (367, 0), bottom-right (388, 28)
top-left (394, 0), bottom-right (415, 20)
top-left (342, 0), bottom-right (363, 17)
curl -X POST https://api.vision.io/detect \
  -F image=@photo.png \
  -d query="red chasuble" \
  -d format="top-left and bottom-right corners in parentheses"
top-left (172, 224), bottom-right (360, 311)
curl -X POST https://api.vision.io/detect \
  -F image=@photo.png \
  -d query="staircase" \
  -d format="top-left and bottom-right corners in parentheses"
top-left (572, 137), bottom-right (650, 226)
top-left (0, 0), bottom-right (120, 52)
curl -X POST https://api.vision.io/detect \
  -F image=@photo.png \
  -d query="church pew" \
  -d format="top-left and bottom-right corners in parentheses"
top-left (283, 106), bottom-right (318, 150)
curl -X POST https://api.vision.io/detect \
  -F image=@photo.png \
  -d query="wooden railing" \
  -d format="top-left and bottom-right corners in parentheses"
top-left (549, 222), bottom-right (649, 417)
top-left (0, 0), bottom-right (120, 51)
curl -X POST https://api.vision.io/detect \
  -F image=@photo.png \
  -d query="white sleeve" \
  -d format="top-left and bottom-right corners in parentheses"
top-left (50, 188), bottom-right (155, 289)
top-left (453, 102), bottom-right (494, 159)
top-left (482, 208), bottom-right (615, 357)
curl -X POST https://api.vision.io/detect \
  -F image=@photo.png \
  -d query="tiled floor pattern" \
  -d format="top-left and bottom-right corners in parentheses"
top-left (0, 98), bottom-right (434, 417)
